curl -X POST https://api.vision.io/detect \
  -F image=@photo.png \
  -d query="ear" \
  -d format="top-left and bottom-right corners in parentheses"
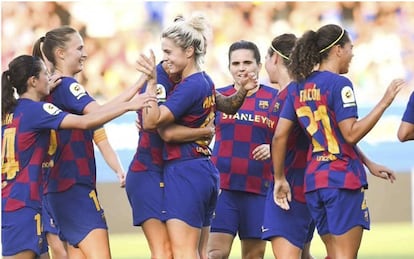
top-left (272, 54), bottom-right (279, 65)
top-left (55, 47), bottom-right (65, 60)
top-left (334, 44), bottom-right (343, 57)
top-left (185, 46), bottom-right (194, 58)
top-left (27, 76), bottom-right (37, 88)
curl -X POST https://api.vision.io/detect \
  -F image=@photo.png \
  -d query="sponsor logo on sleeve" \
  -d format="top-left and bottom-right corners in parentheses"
top-left (69, 83), bottom-right (87, 100)
top-left (156, 84), bottom-right (167, 103)
top-left (43, 103), bottom-right (62, 115)
top-left (341, 86), bottom-right (356, 108)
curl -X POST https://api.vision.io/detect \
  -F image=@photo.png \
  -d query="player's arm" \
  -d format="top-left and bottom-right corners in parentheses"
top-left (215, 88), bottom-right (247, 115)
top-left (215, 72), bottom-right (258, 114)
top-left (93, 127), bottom-right (126, 187)
top-left (338, 79), bottom-right (405, 145)
top-left (397, 121), bottom-right (414, 142)
top-left (158, 123), bottom-right (214, 143)
top-left (271, 117), bottom-right (294, 210)
top-left (356, 146), bottom-right (395, 183)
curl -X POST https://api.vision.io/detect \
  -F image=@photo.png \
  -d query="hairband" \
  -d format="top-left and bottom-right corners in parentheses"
top-left (270, 44), bottom-right (290, 60)
top-left (319, 27), bottom-right (345, 53)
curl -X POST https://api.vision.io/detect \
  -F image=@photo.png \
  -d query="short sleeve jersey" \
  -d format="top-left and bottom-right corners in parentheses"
top-left (274, 85), bottom-right (310, 203)
top-left (402, 91), bottom-right (414, 124)
top-left (281, 71), bottom-right (367, 192)
top-left (162, 72), bottom-right (216, 161)
top-left (2, 99), bottom-right (67, 211)
top-left (212, 84), bottom-right (278, 195)
top-left (128, 62), bottom-right (174, 173)
top-left (44, 77), bottom-right (95, 193)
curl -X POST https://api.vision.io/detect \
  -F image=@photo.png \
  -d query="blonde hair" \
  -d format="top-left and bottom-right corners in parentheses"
top-left (162, 12), bottom-right (210, 66)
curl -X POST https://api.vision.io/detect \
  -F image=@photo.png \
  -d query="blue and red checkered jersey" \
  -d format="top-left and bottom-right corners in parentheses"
top-left (128, 62), bottom-right (174, 173)
top-left (212, 84), bottom-right (277, 195)
top-left (281, 71), bottom-right (367, 192)
top-left (2, 99), bottom-right (67, 211)
top-left (162, 72), bottom-right (216, 161)
top-left (44, 77), bottom-right (95, 193)
top-left (274, 85), bottom-right (310, 203)
top-left (402, 92), bottom-right (414, 124)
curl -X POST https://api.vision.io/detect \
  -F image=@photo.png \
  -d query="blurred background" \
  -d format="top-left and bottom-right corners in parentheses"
top-left (2, 1), bottom-right (414, 102)
top-left (2, 1), bottom-right (414, 232)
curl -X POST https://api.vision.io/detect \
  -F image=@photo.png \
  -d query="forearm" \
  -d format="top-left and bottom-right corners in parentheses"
top-left (142, 79), bottom-right (162, 130)
top-left (215, 87), bottom-right (247, 114)
top-left (355, 146), bottom-right (373, 168)
top-left (271, 132), bottom-right (288, 181)
top-left (343, 102), bottom-right (389, 144)
top-left (105, 74), bottom-right (147, 106)
top-left (62, 101), bottom-right (134, 129)
top-left (94, 130), bottom-right (124, 174)
top-left (159, 124), bottom-right (213, 143)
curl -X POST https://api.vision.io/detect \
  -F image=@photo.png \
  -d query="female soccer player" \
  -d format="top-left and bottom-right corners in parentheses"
top-left (207, 40), bottom-right (277, 259)
top-left (272, 24), bottom-right (405, 259)
top-left (136, 13), bottom-right (257, 258)
top-left (1, 55), bottom-right (153, 259)
top-left (32, 26), bottom-right (152, 258)
top-left (262, 33), bottom-right (315, 259)
top-left (398, 91), bottom-right (414, 141)
top-left (126, 58), bottom-right (252, 259)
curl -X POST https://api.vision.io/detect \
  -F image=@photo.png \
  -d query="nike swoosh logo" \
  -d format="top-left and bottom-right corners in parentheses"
top-left (261, 226), bottom-right (269, 232)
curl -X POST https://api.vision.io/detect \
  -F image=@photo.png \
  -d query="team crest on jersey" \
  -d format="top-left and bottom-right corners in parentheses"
top-left (69, 82), bottom-right (87, 100)
top-left (273, 102), bottom-right (280, 112)
top-left (156, 84), bottom-right (167, 103)
top-left (43, 103), bottom-right (62, 115)
top-left (341, 86), bottom-right (356, 108)
top-left (259, 100), bottom-right (269, 109)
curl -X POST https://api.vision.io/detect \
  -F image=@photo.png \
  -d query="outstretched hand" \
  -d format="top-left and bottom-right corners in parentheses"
top-left (136, 50), bottom-right (157, 81)
top-left (381, 79), bottom-right (406, 107)
top-left (129, 92), bottom-right (157, 111)
top-left (235, 72), bottom-right (258, 92)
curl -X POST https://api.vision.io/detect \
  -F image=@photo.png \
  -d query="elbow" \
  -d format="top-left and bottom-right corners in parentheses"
top-left (342, 133), bottom-right (360, 146)
top-left (159, 130), bottom-right (174, 143)
top-left (397, 131), bottom-right (408, 142)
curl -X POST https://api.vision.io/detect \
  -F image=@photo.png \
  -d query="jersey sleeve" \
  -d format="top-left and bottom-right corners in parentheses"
top-left (52, 77), bottom-right (95, 114)
top-left (280, 83), bottom-right (298, 122)
top-left (402, 91), bottom-right (414, 124)
top-left (332, 76), bottom-right (358, 123)
top-left (34, 102), bottom-right (68, 130)
top-left (163, 78), bottom-right (199, 120)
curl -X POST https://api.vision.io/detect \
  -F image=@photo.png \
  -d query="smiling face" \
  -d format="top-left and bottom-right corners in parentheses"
top-left (338, 41), bottom-right (354, 74)
top-left (61, 32), bottom-right (87, 76)
top-left (161, 37), bottom-right (189, 76)
top-left (229, 48), bottom-right (261, 83)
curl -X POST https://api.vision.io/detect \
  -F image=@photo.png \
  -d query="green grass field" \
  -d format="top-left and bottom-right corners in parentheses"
top-left (108, 222), bottom-right (414, 258)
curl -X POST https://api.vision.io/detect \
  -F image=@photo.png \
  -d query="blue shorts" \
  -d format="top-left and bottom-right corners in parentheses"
top-left (42, 197), bottom-right (59, 236)
top-left (126, 170), bottom-right (165, 225)
top-left (306, 188), bottom-right (370, 236)
top-left (2, 207), bottom-right (48, 256)
top-left (262, 183), bottom-right (314, 249)
top-left (164, 158), bottom-right (219, 228)
top-left (44, 185), bottom-right (108, 247)
top-left (211, 189), bottom-right (266, 240)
